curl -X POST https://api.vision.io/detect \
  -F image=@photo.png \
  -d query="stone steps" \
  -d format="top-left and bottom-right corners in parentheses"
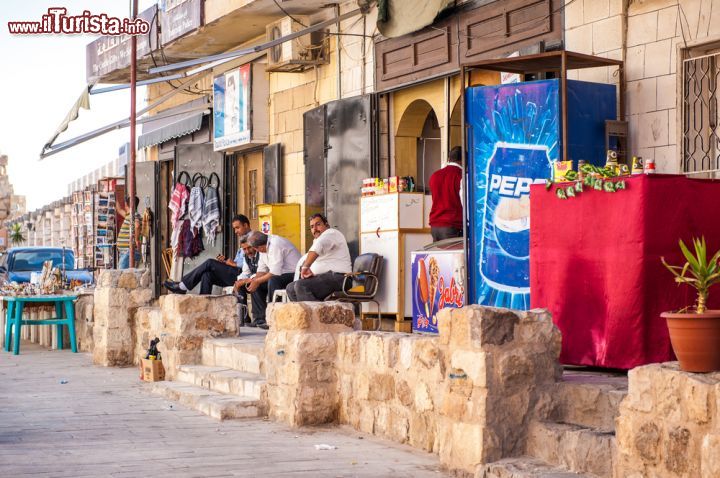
top-left (176, 365), bottom-right (265, 399)
top-left (551, 371), bottom-right (627, 432)
top-left (150, 381), bottom-right (265, 420)
top-left (201, 337), bottom-right (265, 374)
top-left (477, 457), bottom-right (599, 477)
top-left (525, 421), bottom-right (614, 477)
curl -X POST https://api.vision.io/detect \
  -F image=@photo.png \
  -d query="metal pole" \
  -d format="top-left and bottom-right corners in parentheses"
top-left (129, 0), bottom-right (138, 268)
top-left (560, 51), bottom-right (568, 162)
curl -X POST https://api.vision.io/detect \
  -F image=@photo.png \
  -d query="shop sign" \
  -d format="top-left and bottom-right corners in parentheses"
top-left (411, 251), bottom-right (465, 334)
top-left (160, 0), bottom-right (201, 45)
top-left (213, 64), bottom-right (251, 151)
top-left (85, 4), bottom-right (158, 82)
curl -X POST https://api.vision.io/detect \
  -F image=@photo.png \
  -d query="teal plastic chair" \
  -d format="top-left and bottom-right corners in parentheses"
top-left (3, 295), bottom-right (78, 355)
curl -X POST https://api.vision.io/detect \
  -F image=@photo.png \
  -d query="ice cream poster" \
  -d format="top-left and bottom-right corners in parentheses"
top-left (411, 251), bottom-right (465, 334)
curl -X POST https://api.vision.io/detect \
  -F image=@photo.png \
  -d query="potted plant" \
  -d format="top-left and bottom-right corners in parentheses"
top-left (661, 237), bottom-right (720, 372)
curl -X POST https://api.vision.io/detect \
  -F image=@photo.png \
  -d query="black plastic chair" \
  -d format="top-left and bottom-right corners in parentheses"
top-left (325, 253), bottom-right (383, 329)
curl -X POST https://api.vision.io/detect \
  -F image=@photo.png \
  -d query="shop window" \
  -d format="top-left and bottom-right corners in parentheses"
top-left (682, 44), bottom-right (720, 173)
top-left (249, 169), bottom-right (258, 219)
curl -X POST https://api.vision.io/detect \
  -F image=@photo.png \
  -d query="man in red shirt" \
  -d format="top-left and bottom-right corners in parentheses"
top-left (428, 146), bottom-right (464, 242)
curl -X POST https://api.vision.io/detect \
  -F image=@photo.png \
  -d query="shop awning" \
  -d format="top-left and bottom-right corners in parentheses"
top-left (138, 106), bottom-right (207, 149)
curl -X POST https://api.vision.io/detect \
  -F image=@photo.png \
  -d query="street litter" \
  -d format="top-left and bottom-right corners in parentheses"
top-left (314, 444), bottom-right (338, 450)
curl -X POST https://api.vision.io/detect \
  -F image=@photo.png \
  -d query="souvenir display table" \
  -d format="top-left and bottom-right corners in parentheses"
top-left (530, 174), bottom-right (720, 369)
top-left (3, 295), bottom-right (78, 355)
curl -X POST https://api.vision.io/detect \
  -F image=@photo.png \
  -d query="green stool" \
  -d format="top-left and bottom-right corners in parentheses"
top-left (3, 295), bottom-right (78, 355)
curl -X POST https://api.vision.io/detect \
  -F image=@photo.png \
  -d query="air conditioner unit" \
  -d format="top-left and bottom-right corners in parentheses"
top-left (266, 16), bottom-right (329, 73)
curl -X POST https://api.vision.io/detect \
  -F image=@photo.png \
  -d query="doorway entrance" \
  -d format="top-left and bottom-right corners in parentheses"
top-left (234, 150), bottom-right (264, 231)
top-left (395, 99), bottom-right (441, 192)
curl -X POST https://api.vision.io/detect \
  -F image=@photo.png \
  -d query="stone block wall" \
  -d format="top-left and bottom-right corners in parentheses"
top-left (264, 302), bottom-right (355, 426)
top-left (134, 294), bottom-right (239, 379)
top-left (615, 363), bottom-right (720, 477)
top-left (267, 303), bottom-right (561, 475)
top-left (337, 332), bottom-right (443, 451)
top-left (92, 269), bottom-right (153, 366)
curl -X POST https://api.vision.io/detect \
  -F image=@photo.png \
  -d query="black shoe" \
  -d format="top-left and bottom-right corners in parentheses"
top-left (255, 320), bottom-right (269, 330)
top-left (164, 280), bottom-right (186, 294)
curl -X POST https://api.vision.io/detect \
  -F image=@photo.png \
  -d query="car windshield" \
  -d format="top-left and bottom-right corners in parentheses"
top-left (10, 251), bottom-right (75, 271)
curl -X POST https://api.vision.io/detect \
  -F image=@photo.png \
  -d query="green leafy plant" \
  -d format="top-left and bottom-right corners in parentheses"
top-left (8, 223), bottom-right (25, 245)
top-left (661, 237), bottom-right (720, 313)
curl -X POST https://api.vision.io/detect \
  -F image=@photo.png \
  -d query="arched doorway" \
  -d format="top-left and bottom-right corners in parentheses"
top-left (395, 99), bottom-right (441, 192)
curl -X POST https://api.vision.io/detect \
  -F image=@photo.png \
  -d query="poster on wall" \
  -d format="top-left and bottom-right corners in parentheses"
top-left (465, 80), bottom-right (558, 310)
top-left (411, 250), bottom-right (465, 334)
top-left (213, 64), bottom-right (251, 151)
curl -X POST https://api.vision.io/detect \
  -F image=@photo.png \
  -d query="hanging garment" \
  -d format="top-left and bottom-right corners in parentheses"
top-left (190, 226), bottom-right (204, 257)
top-left (203, 172), bottom-right (221, 246)
top-left (141, 207), bottom-right (154, 240)
top-left (178, 219), bottom-right (194, 258)
top-left (188, 185), bottom-right (204, 232)
top-left (169, 171), bottom-right (191, 251)
top-left (169, 171), bottom-right (191, 228)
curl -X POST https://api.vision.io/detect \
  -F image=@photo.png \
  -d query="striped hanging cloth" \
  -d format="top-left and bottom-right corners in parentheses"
top-left (188, 185), bottom-right (204, 233)
top-left (203, 183), bottom-right (220, 246)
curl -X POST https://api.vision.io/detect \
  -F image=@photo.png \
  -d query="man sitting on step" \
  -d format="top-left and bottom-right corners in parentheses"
top-left (233, 234), bottom-right (262, 327)
top-left (164, 214), bottom-right (251, 295)
top-left (243, 231), bottom-right (301, 329)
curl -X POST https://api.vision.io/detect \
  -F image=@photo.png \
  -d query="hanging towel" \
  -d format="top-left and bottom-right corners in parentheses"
top-left (203, 184), bottom-right (220, 246)
top-left (169, 182), bottom-right (190, 227)
top-left (188, 185), bottom-right (204, 232)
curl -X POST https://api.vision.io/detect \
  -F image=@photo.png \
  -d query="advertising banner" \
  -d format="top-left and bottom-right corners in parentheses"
top-left (411, 250), bottom-right (465, 334)
top-left (466, 80), bottom-right (558, 310)
top-left (213, 64), bottom-right (251, 151)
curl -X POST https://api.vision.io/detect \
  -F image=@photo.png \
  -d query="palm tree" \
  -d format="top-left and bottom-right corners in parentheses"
top-left (9, 223), bottom-right (25, 245)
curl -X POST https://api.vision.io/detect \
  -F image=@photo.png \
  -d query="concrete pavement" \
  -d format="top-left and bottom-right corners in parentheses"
top-left (0, 342), bottom-right (448, 477)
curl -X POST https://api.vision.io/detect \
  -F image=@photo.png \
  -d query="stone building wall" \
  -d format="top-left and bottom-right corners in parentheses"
top-left (565, 0), bottom-right (720, 173)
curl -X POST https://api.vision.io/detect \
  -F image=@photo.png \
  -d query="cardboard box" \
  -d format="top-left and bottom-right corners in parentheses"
top-left (141, 358), bottom-right (165, 382)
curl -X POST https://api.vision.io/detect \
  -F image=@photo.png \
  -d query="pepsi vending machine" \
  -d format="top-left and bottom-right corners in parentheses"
top-left (466, 79), bottom-right (616, 309)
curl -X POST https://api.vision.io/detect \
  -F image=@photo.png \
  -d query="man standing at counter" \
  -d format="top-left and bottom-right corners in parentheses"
top-left (428, 146), bottom-right (464, 242)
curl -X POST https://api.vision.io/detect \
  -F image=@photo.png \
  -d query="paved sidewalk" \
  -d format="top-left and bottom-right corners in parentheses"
top-left (0, 343), bottom-right (448, 478)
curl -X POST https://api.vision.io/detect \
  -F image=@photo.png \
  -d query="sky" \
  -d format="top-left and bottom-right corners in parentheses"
top-left (0, 1), bottom-right (156, 211)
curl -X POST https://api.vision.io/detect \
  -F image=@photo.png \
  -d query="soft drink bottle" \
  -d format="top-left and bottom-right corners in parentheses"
top-left (480, 142), bottom-right (552, 293)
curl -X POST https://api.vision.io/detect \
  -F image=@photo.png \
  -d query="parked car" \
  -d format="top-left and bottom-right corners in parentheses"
top-left (0, 247), bottom-right (93, 285)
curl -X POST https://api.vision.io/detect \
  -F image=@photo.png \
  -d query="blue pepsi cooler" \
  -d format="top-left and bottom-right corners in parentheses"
top-left (466, 79), bottom-right (616, 309)
top-left (481, 143), bottom-right (551, 292)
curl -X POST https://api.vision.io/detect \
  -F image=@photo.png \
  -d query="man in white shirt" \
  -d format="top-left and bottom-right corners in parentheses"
top-left (245, 231), bottom-right (301, 328)
top-left (286, 214), bottom-right (352, 302)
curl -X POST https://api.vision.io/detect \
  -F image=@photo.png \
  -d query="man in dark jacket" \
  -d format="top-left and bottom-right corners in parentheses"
top-left (428, 146), bottom-right (464, 242)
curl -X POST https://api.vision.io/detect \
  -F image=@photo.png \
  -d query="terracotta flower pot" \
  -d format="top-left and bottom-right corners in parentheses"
top-left (661, 310), bottom-right (720, 372)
